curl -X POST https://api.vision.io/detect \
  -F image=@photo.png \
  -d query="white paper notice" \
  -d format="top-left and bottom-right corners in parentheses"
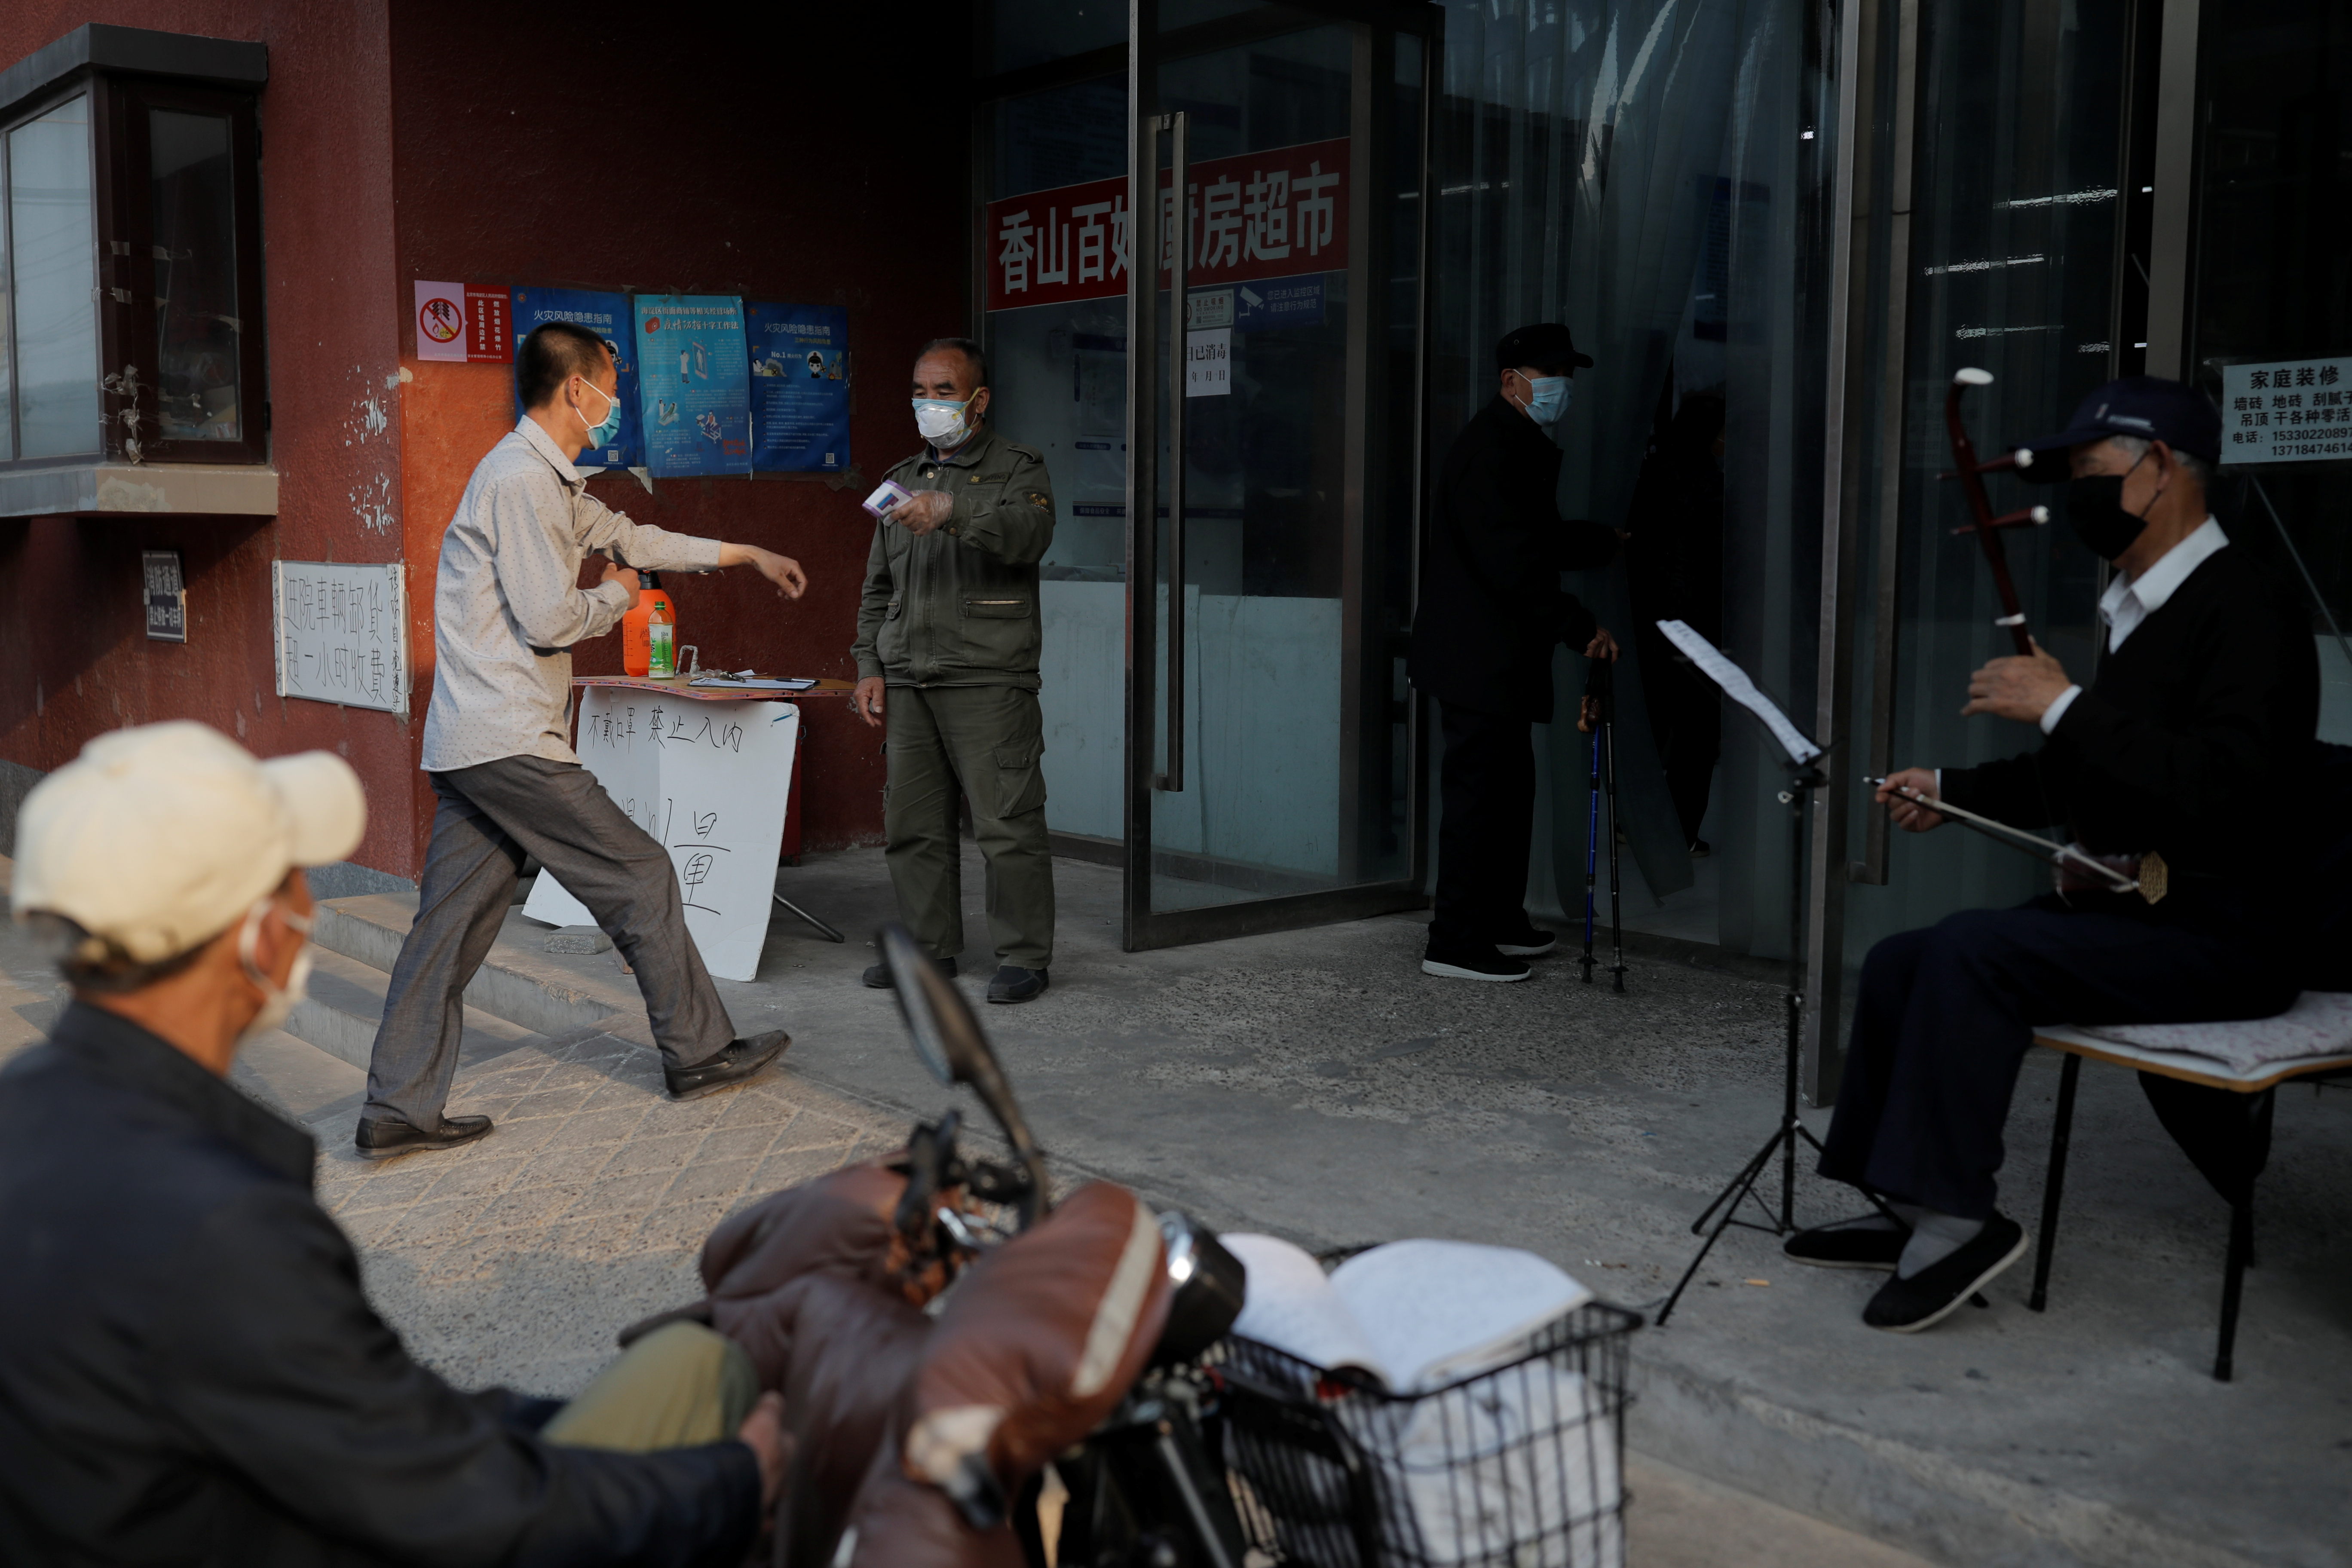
top-left (2219, 356), bottom-right (2352, 464)
top-left (273, 560), bottom-right (408, 716)
top-left (523, 689), bottom-right (798, 981)
top-left (1185, 328), bottom-right (1231, 397)
top-left (1655, 619), bottom-right (1821, 764)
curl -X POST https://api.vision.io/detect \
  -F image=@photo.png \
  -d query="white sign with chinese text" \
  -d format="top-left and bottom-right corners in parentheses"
top-left (2220, 356), bottom-right (2352, 464)
top-left (522, 688), bottom-right (799, 982)
top-left (273, 560), bottom-right (408, 715)
top-left (1186, 288), bottom-right (1234, 330)
top-left (1185, 329), bottom-right (1231, 397)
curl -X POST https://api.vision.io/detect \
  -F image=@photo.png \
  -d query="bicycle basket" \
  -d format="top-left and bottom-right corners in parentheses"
top-left (1201, 1300), bottom-right (1639, 1568)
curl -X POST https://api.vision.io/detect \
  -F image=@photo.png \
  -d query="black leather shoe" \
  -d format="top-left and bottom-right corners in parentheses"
top-left (354, 1114), bottom-right (494, 1161)
top-left (987, 965), bottom-right (1049, 1004)
top-left (1494, 924), bottom-right (1559, 958)
top-left (1784, 1216), bottom-right (1910, 1271)
top-left (1862, 1215), bottom-right (2028, 1333)
top-left (863, 956), bottom-right (955, 989)
top-left (665, 1031), bottom-right (791, 1099)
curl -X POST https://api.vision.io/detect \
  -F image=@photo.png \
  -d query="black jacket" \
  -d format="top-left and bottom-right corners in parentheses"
top-left (1625, 445), bottom-right (1724, 647)
top-left (0, 1004), bottom-right (760, 1567)
top-left (1409, 396), bottom-right (1620, 722)
top-left (1941, 543), bottom-right (2318, 926)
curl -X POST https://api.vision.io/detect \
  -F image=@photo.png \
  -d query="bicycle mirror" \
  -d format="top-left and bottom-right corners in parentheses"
top-left (876, 922), bottom-right (1052, 1224)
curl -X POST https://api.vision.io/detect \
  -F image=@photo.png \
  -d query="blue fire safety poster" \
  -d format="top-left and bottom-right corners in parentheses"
top-left (746, 302), bottom-right (850, 472)
top-left (510, 286), bottom-right (642, 471)
top-left (633, 295), bottom-right (752, 478)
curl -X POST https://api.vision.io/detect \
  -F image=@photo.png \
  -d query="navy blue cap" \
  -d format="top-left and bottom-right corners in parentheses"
top-left (1496, 323), bottom-right (1594, 372)
top-left (2012, 375), bottom-right (2221, 480)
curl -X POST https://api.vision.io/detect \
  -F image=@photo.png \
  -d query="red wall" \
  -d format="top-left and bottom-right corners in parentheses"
top-left (0, 0), bottom-right (412, 870)
top-left (1, 1), bottom-right (969, 877)
top-left (386, 0), bottom-right (971, 867)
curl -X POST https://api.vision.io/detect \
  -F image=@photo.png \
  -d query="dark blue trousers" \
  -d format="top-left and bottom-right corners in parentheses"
top-left (1818, 894), bottom-right (2295, 1220)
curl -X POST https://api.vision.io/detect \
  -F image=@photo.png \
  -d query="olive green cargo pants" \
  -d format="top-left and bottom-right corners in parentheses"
top-left (541, 1321), bottom-right (759, 1450)
top-left (885, 684), bottom-right (1055, 971)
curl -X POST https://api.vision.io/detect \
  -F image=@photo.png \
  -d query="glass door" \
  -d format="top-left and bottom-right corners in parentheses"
top-left (1809, 0), bottom-right (2135, 1099)
top-left (1121, 3), bottom-right (1433, 946)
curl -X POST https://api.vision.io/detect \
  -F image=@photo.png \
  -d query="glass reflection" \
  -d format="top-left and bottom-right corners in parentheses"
top-left (150, 109), bottom-right (241, 442)
top-left (9, 96), bottom-right (99, 459)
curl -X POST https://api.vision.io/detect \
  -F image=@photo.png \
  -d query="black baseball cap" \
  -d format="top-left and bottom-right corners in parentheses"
top-left (1496, 323), bottom-right (1594, 373)
top-left (2011, 375), bottom-right (2221, 480)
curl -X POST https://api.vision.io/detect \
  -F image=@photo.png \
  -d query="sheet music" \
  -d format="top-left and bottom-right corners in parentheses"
top-left (1654, 620), bottom-right (1822, 764)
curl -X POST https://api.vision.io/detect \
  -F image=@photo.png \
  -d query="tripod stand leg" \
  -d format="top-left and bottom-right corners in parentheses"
top-left (1660, 1128), bottom-right (1791, 1326)
top-left (1689, 1123), bottom-right (1787, 1238)
top-left (773, 892), bottom-right (847, 943)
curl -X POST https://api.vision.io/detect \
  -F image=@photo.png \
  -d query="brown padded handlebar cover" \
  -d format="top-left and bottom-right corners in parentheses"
top-left (699, 1158), bottom-right (934, 1566)
top-left (902, 1182), bottom-right (1173, 1508)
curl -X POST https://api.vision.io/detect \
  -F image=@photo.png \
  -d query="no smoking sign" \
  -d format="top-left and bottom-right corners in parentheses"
top-left (413, 281), bottom-right (512, 363)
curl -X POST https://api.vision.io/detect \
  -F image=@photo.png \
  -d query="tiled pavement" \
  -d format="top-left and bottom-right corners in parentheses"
top-left (302, 1023), bottom-right (906, 1397)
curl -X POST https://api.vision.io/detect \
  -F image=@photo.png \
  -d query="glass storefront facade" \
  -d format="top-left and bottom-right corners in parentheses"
top-left (974, 0), bottom-right (2342, 1094)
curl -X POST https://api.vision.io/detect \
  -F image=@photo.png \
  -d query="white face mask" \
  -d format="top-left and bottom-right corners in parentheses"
top-left (237, 898), bottom-right (313, 1043)
top-left (913, 397), bottom-right (974, 448)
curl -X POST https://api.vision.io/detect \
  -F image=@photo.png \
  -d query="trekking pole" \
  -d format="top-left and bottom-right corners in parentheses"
top-left (1580, 725), bottom-right (1601, 983)
top-left (1580, 657), bottom-right (1607, 984)
top-left (1601, 662), bottom-right (1627, 992)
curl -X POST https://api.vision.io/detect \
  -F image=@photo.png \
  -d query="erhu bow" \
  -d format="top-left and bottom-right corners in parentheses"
top-left (1942, 367), bottom-right (2052, 656)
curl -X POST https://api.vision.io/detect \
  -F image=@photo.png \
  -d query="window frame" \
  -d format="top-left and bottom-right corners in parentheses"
top-left (0, 69), bottom-right (267, 471)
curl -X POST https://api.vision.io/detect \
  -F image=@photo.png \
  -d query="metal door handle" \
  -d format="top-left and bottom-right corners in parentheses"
top-left (1157, 110), bottom-right (1189, 792)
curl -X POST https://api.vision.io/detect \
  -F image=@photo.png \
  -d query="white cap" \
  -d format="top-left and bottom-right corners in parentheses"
top-left (11, 721), bottom-right (367, 963)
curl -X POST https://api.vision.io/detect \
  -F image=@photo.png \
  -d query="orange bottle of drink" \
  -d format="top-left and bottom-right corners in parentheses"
top-left (621, 570), bottom-right (677, 678)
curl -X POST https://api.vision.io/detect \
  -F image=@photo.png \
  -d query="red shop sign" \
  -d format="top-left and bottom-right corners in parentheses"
top-left (983, 136), bottom-right (1350, 313)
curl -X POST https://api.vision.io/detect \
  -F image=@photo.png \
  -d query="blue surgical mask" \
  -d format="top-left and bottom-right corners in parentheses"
top-left (576, 378), bottom-right (624, 450)
top-left (1517, 372), bottom-right (1572, 426)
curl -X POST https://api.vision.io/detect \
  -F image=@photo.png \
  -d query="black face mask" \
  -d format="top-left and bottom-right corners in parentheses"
top-left (2064, 453), bottom-right (2154, 562)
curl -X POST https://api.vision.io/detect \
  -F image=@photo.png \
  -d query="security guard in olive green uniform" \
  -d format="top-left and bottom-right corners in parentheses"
top-left (852, 337), bottom-right (1057, 1003)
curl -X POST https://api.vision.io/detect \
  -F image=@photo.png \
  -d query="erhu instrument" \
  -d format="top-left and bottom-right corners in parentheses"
top-left (1942, 367), bottom-right (2052, 655)
top-left (1909, 374), bottom-right (2166, 904)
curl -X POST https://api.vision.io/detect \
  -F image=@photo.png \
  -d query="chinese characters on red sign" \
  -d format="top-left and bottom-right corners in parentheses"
top-left (983, 137), bottom-right (1350, 313)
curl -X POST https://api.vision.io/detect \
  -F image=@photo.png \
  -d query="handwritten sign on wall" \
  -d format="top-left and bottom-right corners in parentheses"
top-left (522, 687), bottom-right (800, 981)
top-left (272, 560), bottom-right (409, 716)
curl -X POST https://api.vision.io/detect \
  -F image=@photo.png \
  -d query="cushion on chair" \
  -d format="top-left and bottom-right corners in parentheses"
top-left (2073, 989), bottom-right (2352, 1072)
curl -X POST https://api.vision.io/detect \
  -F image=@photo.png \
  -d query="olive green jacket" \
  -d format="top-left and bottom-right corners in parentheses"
top-left (852, 424), bottom-right (1058, 689)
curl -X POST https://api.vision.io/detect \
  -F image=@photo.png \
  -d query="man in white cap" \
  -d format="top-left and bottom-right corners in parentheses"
top-left (0, 722), bottom-right (786, 1563)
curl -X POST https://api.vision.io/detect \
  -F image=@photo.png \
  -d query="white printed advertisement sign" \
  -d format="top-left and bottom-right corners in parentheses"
top-left (2220, 356), bottom-right (2352, 464)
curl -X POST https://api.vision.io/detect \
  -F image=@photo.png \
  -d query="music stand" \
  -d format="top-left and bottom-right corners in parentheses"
top-left (1648, 621), bottom-right (1831, 1325)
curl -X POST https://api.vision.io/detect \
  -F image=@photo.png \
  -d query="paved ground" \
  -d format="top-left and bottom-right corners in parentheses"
top-left (6, 845), bottom-right (2349, 1565)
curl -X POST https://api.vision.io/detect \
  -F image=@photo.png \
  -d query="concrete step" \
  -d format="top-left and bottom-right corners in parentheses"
top-left (283, 947), bottom-right (549, 1074)
top-left (312, 893), bottom-right (632, 1039)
